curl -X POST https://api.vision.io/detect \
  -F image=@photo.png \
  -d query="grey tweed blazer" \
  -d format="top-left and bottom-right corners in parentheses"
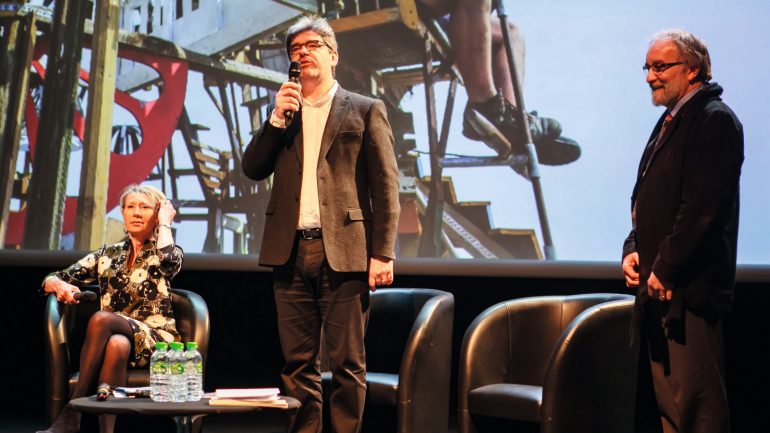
top-left (242, 87), bottom-right (400, 272)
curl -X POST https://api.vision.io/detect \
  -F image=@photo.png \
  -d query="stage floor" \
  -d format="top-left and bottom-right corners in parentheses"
top-left (2, 411), bottom-right (287, 433)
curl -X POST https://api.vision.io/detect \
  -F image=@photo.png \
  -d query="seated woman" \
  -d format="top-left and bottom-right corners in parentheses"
top-left (38, 184), bottom-right (183, 433)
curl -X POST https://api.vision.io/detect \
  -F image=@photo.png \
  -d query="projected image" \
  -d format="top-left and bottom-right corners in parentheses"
top-left (4, 0), bottom-right (768, 263)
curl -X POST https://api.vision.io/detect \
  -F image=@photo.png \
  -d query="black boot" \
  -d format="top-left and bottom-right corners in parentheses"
top-left (462, 92), bottom-right (579, 165)
top-left (37, 405), bottom-right (81, 433)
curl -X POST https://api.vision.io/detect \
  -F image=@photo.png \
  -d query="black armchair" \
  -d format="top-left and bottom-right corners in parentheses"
top-left (323, 288), bottom-right (455, 433)
top-left (458, 293), bottom-right (637, 433)
top-left (43, 288), bottom-right (210, 423)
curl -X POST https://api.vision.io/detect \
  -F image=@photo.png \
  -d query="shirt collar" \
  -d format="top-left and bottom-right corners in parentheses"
top-left (669, 83), bottom-right (705, 118)
top-left (303, 80), bottom-right (338, 108)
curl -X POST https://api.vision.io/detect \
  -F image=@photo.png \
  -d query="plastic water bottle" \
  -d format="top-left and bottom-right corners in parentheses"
top-left (150, 342), bottom-right (169, 402)
top-left (168, 342), bottom-right (187, 402)
top-left (185, 342), bottom-right (203, 401)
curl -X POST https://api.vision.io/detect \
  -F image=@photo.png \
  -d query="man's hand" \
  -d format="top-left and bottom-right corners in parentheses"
top-left (368, 256), bottom-right (394, 292)
top-left (647, 271), bottom-right (672, 301)
top-left (622, 252), bottom-right (640, 288)
top-left (273, 81), bottom-right (302, 121)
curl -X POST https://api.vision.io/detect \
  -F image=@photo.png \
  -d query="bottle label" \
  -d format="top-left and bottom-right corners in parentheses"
top-left (171, 363), bottom-right (186, 375)
top-left (196, 363), bottom-right (203, 374)
top-left (152, 363), bottom-right (168, 374)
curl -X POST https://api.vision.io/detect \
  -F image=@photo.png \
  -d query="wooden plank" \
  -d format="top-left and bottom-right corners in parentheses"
top-left (21, 5), bottom-right (286, 90)
top-left (414, 180), bottom-right (514, 259)
top-left (22, 0), bottom-right (89, 249)
top-left (490, 228), bottom-right (543, 260)
top-left (329, 8), bottom-right (402, 34)
top-left (399, 0), bottom-right (421, 31)
top-left (197, 164), bottom-right (226, 181)
top-left (193, 149), bottom-right (221, 165)
top-left (201, 177), bottom-right (222, 191)
top-left (116, 32), bottom-right (287, 89)
top-left (75, 0), bottom-right (120, 251)
top-left (379, 65), bottom-right (452, 87)
top-left (0, 14), bottom-right (36, 245)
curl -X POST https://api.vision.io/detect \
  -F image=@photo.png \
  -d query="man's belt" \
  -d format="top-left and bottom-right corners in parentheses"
top-left (297, 228), bottom-right (322, 240)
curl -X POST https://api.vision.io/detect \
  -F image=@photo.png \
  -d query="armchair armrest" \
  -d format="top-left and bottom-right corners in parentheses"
top-left (458, 302), bottom-right (517, 414)
top-left (43, 294), bottom-right (69, 423)
top-left (397, 290), bottom-right (454, 433)
top-left (170, 289), bottom-right (210, 371)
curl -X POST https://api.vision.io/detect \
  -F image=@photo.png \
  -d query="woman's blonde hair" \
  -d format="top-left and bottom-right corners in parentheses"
top-left (118, 184), bottom-right (167, 209)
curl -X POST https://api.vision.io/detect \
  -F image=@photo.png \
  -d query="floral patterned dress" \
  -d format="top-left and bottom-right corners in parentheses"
top-left (49, 239), bottom-right (184, 367)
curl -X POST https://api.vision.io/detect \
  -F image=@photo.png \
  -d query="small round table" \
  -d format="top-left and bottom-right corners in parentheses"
top-left (69, 396), bottom-right (300, 433)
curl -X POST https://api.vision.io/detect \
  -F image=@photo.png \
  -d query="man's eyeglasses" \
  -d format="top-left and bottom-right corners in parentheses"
top-left (643, 62), bottom-right (685, 74)
top-left (290, 40), bottom-right (329, 56)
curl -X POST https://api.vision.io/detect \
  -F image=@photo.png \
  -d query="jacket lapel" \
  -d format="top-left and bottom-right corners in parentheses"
top-left (289, 110), bottom-right (304, 166)
top-left (631, 113), bottom-right (668, 207)
top-left (645, 115), bottom-right (678, 171)
top-left (630, 83), bottom-right (720, 212)
top-left (318, 88), bottom-right (350, 164)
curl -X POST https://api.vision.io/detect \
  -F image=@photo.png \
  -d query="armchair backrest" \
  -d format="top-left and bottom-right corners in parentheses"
top-left (541, 298), bottom-right (637, 433)
top-left (363, 287), bottom-right (455, 433)
top-left (460, 293), bottom-right (633, 392)
top-left (365, 288), bottom-right (452, 374)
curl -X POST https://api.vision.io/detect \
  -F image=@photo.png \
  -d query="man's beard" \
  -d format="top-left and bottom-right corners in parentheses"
top-left (650, 81), bottom-right (685, 108)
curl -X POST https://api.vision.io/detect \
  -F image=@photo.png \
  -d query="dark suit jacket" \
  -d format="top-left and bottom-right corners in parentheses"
top-left (623, 82), bottom-right (744, 321)
top-left (242, 86), bottom-right (400, 272)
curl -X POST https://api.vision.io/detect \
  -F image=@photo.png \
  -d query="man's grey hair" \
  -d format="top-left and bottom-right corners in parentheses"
top-left (285, 15), bottom-right (338, 57)
top-left (651, 29), bottom-right (712, 83)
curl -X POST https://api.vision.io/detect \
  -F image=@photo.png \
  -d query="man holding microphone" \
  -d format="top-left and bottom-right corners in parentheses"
top-left (242, 15), bottom-right (400, 433)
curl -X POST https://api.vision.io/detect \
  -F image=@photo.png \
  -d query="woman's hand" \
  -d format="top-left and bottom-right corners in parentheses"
top-left (157, 200), bottom-right (176, 227)
top-left (44, 276), bottom-right (82, 304)
top-left (156, 200), bottom-right (176, 249)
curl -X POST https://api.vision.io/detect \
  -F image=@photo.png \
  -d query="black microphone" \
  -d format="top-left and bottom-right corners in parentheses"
top-left (73, 290), bottom-right (98, 302)
top-left (284, 61), bottom-right (301, 123)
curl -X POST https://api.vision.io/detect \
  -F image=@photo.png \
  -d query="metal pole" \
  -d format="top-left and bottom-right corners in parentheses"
top-left (417, 35), bottom-right (444, 257)
top-left (492, 0), bottom-right (556, 259)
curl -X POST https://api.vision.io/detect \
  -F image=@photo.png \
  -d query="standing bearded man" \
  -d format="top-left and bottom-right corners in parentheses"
top-left (242, 15), bottom-right (400, 433)
top-left (622, 29), bottom-right (743, 433)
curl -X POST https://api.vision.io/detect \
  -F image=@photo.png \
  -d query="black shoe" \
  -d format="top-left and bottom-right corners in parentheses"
top-left (535, 135), bottom-right (581, 166)
top-left (462, 93), bottom-right (578, 165)
top-left (462, 96), bottom-right (514, 158)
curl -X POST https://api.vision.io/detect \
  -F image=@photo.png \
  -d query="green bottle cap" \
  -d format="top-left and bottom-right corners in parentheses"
top-left (154, 342), bottom-right (168, 350)
top-left (186, 342), bottom-right (198, 350)
top-left (169, 342), bottom-right (184, 351)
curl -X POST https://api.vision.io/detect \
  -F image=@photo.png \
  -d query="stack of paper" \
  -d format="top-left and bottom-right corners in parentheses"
top-left (208, 388), bottom-right (288, 408)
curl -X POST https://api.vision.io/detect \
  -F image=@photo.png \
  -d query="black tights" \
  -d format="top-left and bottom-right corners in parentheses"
top-left (74, 312), bottom-right (133, 433)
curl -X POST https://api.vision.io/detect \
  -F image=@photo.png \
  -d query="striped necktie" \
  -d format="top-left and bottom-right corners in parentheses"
top-left (653, 113), bottom-right (674, 152)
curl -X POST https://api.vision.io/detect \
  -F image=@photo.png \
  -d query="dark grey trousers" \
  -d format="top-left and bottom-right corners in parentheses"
top-left (644, 303), bottom-right (729, 433)
top-left (273, 237), bottom-right (370, 433)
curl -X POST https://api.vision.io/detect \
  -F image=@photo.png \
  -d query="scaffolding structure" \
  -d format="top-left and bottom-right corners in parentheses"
top-left (0, 0), bottom-right (556, 259)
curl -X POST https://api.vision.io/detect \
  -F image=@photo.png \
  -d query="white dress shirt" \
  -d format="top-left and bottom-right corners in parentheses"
top-left (297, 81), bottom-right (338, 229)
